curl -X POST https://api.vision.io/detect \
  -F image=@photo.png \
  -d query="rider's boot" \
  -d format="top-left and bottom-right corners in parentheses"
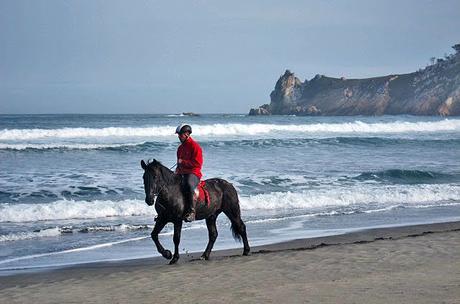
top-left (183, 192), bottom-right (196, 222)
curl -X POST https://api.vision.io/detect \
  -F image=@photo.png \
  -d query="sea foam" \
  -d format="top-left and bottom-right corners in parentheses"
top-left (0, 227), bottom-right (61, 242)
top-left (0, 199), bottom-right (154, 222)
top-left (239, 184), bottom-right (460, 210)
top-left (1, 184), bottom-right (459, 222)
top-left (0, 223), bottom-right (207, 243)
top-left (1, 119), bottom-right (459, 141)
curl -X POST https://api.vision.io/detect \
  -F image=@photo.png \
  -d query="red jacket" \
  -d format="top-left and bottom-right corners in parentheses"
top-left (176, 136), bottom-right (203, 179)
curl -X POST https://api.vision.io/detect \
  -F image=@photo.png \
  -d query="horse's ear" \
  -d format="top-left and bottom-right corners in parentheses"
top-left (141, 160), bottom-right (147, 170)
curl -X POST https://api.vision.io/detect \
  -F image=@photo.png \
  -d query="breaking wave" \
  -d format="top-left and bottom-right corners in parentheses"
top-left (1, 119), bottom-right (459, 141)
top-left (0, 199), bottom-right (154, 222)
top-left (1, 184), bottom-right (459, 223)
top-left (1, 137), bottom-right (460, 151)
top-left (239, 183), bottom-right (460, 210)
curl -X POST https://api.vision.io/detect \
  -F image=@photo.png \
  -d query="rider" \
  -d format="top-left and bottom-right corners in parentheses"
top-left (175, 124), bottom-right (203, 222)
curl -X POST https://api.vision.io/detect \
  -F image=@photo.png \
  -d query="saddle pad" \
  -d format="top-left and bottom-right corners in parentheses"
top-left (193, 181), bottom-right (211, 207)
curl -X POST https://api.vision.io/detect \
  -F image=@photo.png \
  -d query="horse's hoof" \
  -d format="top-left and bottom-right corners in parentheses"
top-left (243, 250), bottom-right (251, 256)
top-left (169, 257), bottom-right (179, 265)
top-left (163, 250), bottom-right (172, 260)
top-left (200, 254), bottom-right (209, 261)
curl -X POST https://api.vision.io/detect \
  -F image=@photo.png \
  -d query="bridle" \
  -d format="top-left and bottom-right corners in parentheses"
top-left (152, 184), bottom-right (165, 197)
top-left (152, 163), bottom-right (176, 196)
top-left (147, 172), bottom-right (167, 214)
top-left (144, 161), bottom-right (176, 212)
top-left (145, 167), bottom-right (164, 198)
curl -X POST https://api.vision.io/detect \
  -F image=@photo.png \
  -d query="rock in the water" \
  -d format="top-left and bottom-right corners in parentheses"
top-left (249, 104), bottom-right (271, 115)
top-left (182, 112), bottom-right (200, 117)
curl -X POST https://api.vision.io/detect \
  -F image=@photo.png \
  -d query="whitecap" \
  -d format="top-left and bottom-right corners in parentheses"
top-left (1, 119), bottom-right (459, 142)
top-left (239, 184), bottom-right (460, 210)
top-left (1, 184), bottom-right (459, 223)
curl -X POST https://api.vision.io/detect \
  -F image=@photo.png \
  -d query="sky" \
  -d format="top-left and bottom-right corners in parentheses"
top-left (1, 0), bottom-right (459, 114)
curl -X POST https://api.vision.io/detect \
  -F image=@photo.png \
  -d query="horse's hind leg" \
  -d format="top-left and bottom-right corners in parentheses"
top-left (221, 182), bottom-right (250, 256)
top-left (201, 215), bottom-right (218, 260)
top-left (235, 216), bottom-right (250, 256)
top-left (151, 217), bottom-right (172, 260)
top-left (169, 220), bottom-right (182, 265)
top-left (224, 210), bottom-right (250, 256)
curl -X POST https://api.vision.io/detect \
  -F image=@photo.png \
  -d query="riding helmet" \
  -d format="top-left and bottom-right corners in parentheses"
top-left (175, 124), bottom-right (192, 134)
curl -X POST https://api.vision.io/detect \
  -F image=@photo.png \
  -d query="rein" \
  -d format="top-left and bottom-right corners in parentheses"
top-left (155, 200), bottom-right (166, 212)
top-left (153, 184), bottom-right (165, 197)
top-left (145, 161), bottom-right (177, 213)
top-left (152, 184), bottom-right (167, 214)
top-left (153, 162), bottom-right (176, 196)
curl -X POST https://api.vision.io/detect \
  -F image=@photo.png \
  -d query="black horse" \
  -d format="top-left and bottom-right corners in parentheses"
top-left (141, 159), bottom-right (250, 264)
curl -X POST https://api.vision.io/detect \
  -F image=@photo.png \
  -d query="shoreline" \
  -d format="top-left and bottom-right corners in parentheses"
top-left (3, 220), bottom-right (460, 275)
top-left (1, 220), bottom-right (460, 283)
top-left (2, 220), bottom-right (460, 303)
top-left (2, 208), bottom-right (460, 276)
top-left (1, 219), bottom-right (458, 278)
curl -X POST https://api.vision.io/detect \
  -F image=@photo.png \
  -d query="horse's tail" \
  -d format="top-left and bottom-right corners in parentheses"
top-left (221, 180), bottom-right (243, 242)
top-left (231, 220), bottom-right (242, 242)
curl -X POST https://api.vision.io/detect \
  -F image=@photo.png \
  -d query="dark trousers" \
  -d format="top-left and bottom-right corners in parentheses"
top-left (180, 174), bottom-right (199, 213)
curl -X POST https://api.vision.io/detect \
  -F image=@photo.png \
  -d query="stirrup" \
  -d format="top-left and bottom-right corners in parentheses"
top-left (183, 210), bottom-right (196, 222)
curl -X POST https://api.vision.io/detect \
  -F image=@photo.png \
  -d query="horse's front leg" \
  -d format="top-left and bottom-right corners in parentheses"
top-left (151, 216), bottom-right (172, 260)
top-left (169, 220), bottom-right (183, 265)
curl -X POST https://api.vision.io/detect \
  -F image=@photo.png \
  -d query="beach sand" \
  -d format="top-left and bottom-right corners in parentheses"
top-left (1, 221), bottom-right (460, 304)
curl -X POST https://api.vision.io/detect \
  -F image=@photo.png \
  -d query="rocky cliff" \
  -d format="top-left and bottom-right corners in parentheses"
top-left (249, 45), bottom-right (460, 116)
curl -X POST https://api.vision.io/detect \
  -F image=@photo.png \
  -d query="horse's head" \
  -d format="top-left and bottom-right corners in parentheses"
top-left (141, 159), bottom-right (164, 206)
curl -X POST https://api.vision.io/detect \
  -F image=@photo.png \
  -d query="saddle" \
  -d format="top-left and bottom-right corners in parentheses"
top-left (193, 181), bottom-right (211, 208)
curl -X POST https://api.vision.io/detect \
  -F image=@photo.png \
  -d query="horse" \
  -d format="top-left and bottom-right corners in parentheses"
top-left (141, 159), bottom-right (250, 264)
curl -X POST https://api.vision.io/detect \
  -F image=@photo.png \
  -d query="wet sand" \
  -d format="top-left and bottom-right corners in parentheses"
top-left (1, 221), bottom-right (460, 303)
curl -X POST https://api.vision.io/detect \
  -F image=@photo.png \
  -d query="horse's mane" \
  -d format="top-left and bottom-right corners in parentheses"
top-left (147, 159), bottom-right (178, 184)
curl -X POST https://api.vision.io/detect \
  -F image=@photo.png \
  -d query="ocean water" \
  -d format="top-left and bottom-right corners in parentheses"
top-left (1, 114), bottom-right (460, 273)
